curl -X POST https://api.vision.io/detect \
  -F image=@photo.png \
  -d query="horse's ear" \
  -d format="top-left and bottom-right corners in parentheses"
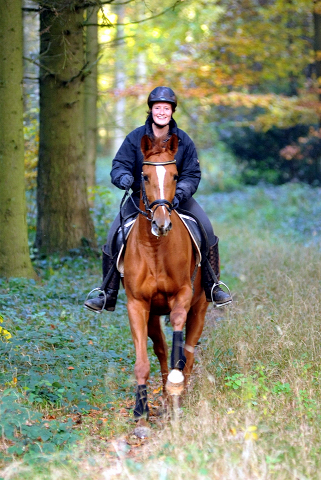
top-left (141, 135), bottom-right (153, 156)
top-left (167, 134), bottom-right (179, 156)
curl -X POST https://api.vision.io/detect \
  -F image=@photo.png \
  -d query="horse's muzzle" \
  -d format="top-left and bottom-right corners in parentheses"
top-left (151, 219), bottom-right (172, 237)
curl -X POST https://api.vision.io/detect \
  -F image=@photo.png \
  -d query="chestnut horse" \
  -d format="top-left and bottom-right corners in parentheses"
top-left (123, 133), bottom-right (208, 419)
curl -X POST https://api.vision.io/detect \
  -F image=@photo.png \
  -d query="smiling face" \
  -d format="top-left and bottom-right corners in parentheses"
top-left (151, 102), bottom-right (173, 127)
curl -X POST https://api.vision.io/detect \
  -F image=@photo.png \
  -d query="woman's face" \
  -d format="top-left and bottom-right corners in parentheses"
top-left (151, 102), bottom-right (173, 126)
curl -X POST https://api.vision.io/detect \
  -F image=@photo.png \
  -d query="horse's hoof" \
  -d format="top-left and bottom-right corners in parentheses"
top-left (134, 419), bottom-right (151, 439)
top-left (165, 369), bottom-right (184, 396)
top-left (133, 425), bottom-right (151, 439)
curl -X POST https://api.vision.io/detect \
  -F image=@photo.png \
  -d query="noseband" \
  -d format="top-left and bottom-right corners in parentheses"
top-left (141, 159), bottom-right (177, 221)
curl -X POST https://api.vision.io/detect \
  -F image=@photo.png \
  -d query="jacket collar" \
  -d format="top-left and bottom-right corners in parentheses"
top-left (145, 113), bottom-right (179, 138)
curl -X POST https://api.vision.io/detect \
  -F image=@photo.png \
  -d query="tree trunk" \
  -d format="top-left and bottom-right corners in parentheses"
top-left (85, 5), bottom-right (99, 191)
top-left (314, 2), bottom-right (321, 105)
top-left (113, 4), bottom-right (126, 156)
top-left (36, 5), bottom-right (95, 254)
top-left (0, 0), bottom-right (35, 278)
top-left (314, 2), bottom-right (321, 179)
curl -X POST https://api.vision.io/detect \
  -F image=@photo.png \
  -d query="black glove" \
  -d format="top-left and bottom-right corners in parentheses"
top-left (119, 174), bottom-right (134, 190)
top-left (172, 195), bottom-right (180, 210)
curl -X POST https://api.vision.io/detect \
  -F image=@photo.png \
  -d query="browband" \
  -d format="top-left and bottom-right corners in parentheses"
top-left (142, 160), bottom-right (176, 166)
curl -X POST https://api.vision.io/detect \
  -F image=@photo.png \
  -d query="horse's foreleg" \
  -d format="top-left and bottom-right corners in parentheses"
top-left (166, 287), bottom-right (192, 395)
top-left (184, 296), bottom-right (208, 387)
top-left (148, 315), bottom-right (169, 391)
top-left (127, 299), bottom-right (150, 419)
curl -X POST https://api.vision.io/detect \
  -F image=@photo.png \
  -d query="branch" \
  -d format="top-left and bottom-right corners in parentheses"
top-left (23, 55), bottom-right (55, 75)
top-left (85, 0), bottom-right (181, 27)
top-left (62, 61), bottom-right (89, 85)
top-left (99, 34), bottom-right (135, 45)
top-left (109, 0), bottom-right (135, 4)
top-left (84, 0), bottom-right (134, 5)
top-left (82, 0), bottom-right (116, 6)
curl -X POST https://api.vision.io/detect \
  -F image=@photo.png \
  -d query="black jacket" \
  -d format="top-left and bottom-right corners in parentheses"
top-left (110, 114), bottom-right (201, 204)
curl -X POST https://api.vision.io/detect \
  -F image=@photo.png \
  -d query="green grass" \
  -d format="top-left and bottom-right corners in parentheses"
top-left (1, 183), bottom-right (321, 479)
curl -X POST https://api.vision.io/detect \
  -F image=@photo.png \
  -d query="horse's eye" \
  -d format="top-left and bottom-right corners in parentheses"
top-left (143, 175), bottom-right (149, 182)
top-left (174, 175), bottom-right (179, 182)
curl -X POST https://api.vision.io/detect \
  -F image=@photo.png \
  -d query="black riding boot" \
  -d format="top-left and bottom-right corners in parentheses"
top-left (84, 251), bottom-right (120, 312)
top-left (202, 240), bottom-right (232, 307)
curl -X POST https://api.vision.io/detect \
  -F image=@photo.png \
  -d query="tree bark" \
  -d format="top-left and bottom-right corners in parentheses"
top-left (85, 5), bottom-right (99, 191)
top-left (0, 0), bottom-right (35, 278)
top-left (314, 1), bottom-right (321, 179)
top-left (36, 5), bottom-right (95, 254)
top-left (113, 4), bottom-right (126, 156)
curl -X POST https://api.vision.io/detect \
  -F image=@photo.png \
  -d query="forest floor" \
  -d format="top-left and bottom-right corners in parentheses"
top-left (1, 183), bottom-right (321, 480)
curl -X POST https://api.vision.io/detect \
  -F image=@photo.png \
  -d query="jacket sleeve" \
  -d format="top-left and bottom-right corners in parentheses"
top-left (175, 135), bottom-right (201, 204)
top-left (110, 133), bottom-right (137, 190)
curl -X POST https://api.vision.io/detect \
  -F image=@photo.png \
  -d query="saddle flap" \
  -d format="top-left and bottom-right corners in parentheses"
top-left (116, 218), bottom-right (137, 275)
top-left (177, 213), bottom-right (202, 266)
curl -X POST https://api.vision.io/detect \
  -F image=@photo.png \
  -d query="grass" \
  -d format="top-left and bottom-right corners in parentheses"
top-left (1, 183), bottom-right (321, 479)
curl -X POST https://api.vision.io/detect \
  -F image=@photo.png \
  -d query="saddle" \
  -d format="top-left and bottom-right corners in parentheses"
top-left (112, 213), bottom-right (203, 275)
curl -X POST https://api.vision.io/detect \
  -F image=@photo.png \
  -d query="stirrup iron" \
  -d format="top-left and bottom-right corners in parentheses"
top-left (84, 288), bottom-right (107, 314)
top-left (210, 281), bottom-right (232, 308)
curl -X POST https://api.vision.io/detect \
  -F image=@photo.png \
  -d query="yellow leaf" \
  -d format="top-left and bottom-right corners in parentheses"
top-left (244, 426), bottom-right (258, 440)
top-left (244, 431), bottom-right (258, 440)
top-left (247, 426), bottom-right (257, 432)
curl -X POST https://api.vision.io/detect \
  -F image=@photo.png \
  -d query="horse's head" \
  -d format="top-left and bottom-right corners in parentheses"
top-left (141, 134), bottom-right (179, 237)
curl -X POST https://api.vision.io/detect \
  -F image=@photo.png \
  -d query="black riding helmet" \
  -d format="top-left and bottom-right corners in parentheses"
top-left (147, 86), bottom-right (177, 111)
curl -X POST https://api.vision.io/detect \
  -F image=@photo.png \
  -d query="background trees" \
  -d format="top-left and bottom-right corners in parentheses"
top-left (1, 0), bottom-right (321, 277)
top-left (0, 0), bottom-right (35, 279)
top-left (94, 0), bottom-right (320, 185)
top-left (35, 2), bottom-right (95, 255)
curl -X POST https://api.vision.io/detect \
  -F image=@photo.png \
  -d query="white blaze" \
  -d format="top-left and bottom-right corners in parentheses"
top-left (156, 165), bottom-right (166, 198)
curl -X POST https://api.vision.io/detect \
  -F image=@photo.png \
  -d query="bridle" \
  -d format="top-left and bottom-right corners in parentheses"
top-left (140, 159), bottom-right (177, 220)
top-left (119, 157), bottom-right (177, 245)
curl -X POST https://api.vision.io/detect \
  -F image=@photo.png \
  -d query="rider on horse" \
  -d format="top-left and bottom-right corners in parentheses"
top-left (84, 86), bottom-right (232, 312)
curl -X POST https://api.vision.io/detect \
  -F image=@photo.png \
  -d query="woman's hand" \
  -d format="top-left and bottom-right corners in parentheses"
top-left (119, 174), bottom-right (134, 190)
top-left (172, 195), bottom-right (180, 210)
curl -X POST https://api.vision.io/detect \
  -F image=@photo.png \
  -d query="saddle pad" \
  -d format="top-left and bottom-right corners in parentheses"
top-left (116, 212), bottom-right (202, 275)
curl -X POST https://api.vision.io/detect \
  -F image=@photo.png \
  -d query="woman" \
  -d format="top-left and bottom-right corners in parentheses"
top-left (84, 86), bottom-right (232, 312)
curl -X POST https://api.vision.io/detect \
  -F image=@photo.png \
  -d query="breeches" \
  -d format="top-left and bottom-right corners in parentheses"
top-left (105, 194), bottom-right (217, 256)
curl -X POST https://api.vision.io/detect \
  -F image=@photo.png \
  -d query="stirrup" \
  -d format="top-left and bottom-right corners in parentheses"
top-left (84, 288), bottom-right (107, 314)
top-left (210, 281), bottom-right (232, 308)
